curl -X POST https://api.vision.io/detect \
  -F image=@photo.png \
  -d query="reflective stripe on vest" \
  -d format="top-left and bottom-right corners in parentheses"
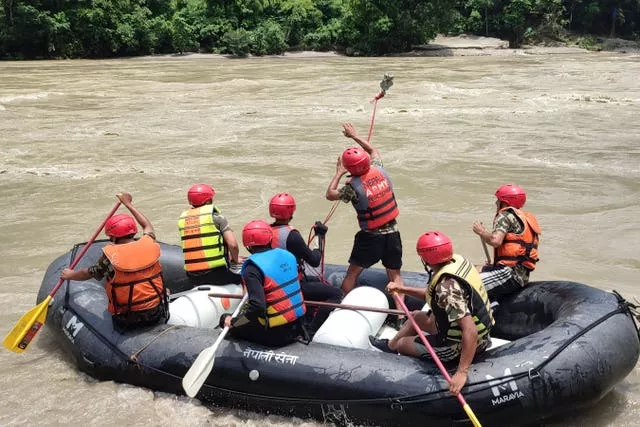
top-left (178, 204), bottom-right (226, 272)
top-left (103, 235), bottom-right (166, 315)
top-left (242, 248), bottom-right (306, 328)
top-left (494, 207), bottom-right (541, 271)
top-left (427, 254), bottom-right (494, 345)
top-left (349, 166), bottom-right (399, 231)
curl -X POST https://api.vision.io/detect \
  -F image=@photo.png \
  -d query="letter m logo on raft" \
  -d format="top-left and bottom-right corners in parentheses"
top-left (63, 315), bottom-right (84, 343)
top-left (486, 368), bottom-right (518, 397)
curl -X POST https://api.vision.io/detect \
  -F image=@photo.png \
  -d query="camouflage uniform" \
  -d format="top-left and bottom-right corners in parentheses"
top-left (414, 277), bottom-right (491, 362)
top-left (480, 210), bottom-right (530, 302)
top-left (88, 254), bottom-right (115, 281)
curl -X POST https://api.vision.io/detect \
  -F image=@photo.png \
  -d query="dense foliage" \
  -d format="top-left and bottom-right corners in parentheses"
top-left (1, 0), bottom-right (639, 58)
top-left (453, 0), bottom-right (640, 47)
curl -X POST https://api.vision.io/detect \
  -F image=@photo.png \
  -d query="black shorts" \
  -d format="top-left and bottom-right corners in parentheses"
top-left (229, 319), bottom-right (302, 348)
top-left (349, 230), bottom-right (402, 270)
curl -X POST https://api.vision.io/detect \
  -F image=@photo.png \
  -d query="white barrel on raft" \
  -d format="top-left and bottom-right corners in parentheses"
top-left (312, 286), bottom-right (389, 349)
top-left (168, 284), bottom-right (242, 329)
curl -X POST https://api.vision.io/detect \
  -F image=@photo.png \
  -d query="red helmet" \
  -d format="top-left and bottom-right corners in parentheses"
top-left (242, 220), bottom-right (273, 247)
top-left (341, 147), bottom-right (370, 176)
top-left (188, 183), bottom-right (215, 206)
top-left (269, 193), bottom-right (296, 220)
top-left (416, 231), bottom-right (453, 265)
top-left (105, 214), bottom-right (137, 238)
top-left (495, 184), bottom-right (526, 209)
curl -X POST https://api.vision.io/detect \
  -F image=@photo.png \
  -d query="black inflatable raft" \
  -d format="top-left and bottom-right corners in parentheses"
top-left (39, 241), bottom-right (640, 426)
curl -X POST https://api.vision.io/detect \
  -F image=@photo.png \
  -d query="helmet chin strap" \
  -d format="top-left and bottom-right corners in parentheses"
top-left (421, 259), bottom-right (433, 282)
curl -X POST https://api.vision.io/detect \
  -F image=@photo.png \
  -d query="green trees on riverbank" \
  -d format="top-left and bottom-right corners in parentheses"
top-left (1, 0), bottom-right (639, 59)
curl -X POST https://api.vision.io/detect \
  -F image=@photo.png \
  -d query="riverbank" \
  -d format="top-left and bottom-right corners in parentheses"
top-left (151, 34), bottom-right (639, 60)
top-left (409, 34), bottom-right (640, 56)
top-left (393, 34), bottom-right (589, 57)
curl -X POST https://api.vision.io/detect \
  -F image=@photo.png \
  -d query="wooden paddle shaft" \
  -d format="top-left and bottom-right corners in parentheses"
top-left (207, 292), bottom-right (405, 316)
top-left (481, 238), bottom-right (492, 265)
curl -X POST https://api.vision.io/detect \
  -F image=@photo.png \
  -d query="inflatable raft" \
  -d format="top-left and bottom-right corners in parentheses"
top-left (39, 241), bottom-right (640, 426)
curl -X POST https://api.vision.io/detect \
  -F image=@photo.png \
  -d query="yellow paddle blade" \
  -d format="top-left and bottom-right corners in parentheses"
top-left (463, 403), bottom-right (482, 427)
top-left (3, 296), bottom-right (51, 353)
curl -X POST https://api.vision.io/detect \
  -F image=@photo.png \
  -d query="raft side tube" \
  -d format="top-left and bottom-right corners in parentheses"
top-left (313, 286), bottom-right (389, 349)
top-left (168, 284), bottom-right (242, 328)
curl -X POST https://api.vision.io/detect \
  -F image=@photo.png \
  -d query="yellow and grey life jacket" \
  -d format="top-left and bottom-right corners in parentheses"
top-left (427, 254), bottom-right (494, 345)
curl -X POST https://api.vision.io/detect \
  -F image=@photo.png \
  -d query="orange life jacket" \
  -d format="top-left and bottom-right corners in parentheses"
top-left (348, 166), bottom-right (399, 231)
top-left (103, 235), bottom-right (166, 315)
top-left (494, 207), bottom-right (541, 271)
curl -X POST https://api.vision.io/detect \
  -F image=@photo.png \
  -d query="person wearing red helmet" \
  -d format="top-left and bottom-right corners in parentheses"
top-left (61, 193), bottom-right (168, 331)
top-left (220, 220), bottom-right (307, 347)
top-left (268, 193), bottom-right (342, 336)
top-left (325, 122), bottom-right (403, 297)
top-left (472, 184), bottom-right (542, 302)
top-left (178, 183), bottom-right (243, 287)
top-left (369, 232), bottom-right (494, 395)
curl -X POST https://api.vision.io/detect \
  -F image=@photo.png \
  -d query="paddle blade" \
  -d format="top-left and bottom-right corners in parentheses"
top-left (3, 296), bottom-right (51, 353)
top-left (182, 345), bottom-right (218, 398)
top-left (182, 295), bottom-right (246, 397)
top-left (463, 403), bottom-right (483, 427)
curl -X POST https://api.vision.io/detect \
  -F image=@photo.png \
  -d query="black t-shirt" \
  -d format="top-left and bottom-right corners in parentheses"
top-left (285, 229), bottom-right (322, 268)
top-left (232, 263), bottom-right (265, 326)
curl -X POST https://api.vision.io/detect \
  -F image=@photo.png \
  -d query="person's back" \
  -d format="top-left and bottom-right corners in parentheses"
top-left (61, 193), bottom-right (168, 331)
top-left (268, 193), bottom-right (341, 336)
top-left (220, 220), bottom-right (306, 347)
top-left (369, 231), bottom-right (493, 395)
top-left (325, 123), bottom-right (404, 297)
top-left (178, 183), bottom-right (242, 287)
top-left (473, 184), bottom-right (541, 302)
top-left (103, 234), bottom-right (164, 316)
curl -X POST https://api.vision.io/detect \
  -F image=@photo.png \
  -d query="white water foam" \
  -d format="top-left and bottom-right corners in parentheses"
top-left (0, 91), bottom-right (63, 104)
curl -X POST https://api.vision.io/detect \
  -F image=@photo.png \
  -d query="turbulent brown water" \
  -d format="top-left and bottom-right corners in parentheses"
top-left (1, 52), bottom-right (639, 426)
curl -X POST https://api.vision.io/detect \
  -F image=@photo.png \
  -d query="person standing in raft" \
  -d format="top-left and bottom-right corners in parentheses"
top-left (178, 183), bottom-right (243, 287)
top-left (369, 232), bottom-right (494, 394)
top-left (220, 220), bottom-right (307, 347)
top-left (472, 184), bottom-right (541, 302)
top-left (268, 193), bottom-right (342, 336)
top-left (61, 193), bottom-right (168, 331)
top-left (325, 122), bottom-right (404, 297)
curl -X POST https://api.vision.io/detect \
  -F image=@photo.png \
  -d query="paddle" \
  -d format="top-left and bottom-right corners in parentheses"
top-left (206, 292), bottom-right (405, 316)
top-left (182, 293), bottom-right (249, 398)
top-left (481, 238), bottom-right (492, 265)
top-left (3, 201), bottom-right (121, 353)
top-left (392, 293), bottom-right (483, 427)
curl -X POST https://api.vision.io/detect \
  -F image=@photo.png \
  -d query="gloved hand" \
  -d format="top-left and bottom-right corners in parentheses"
top-left (313, 221), bottom-right (328, 236)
